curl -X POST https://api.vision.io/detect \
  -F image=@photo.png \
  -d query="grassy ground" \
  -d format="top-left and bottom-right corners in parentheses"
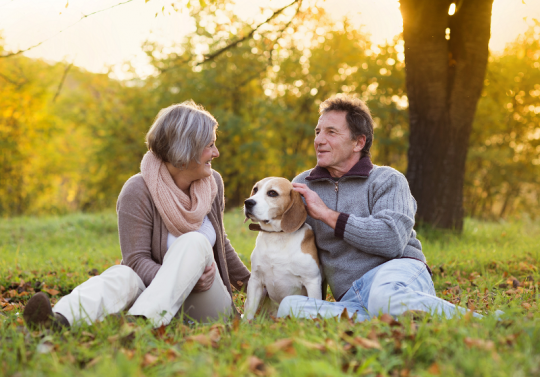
top-left (1, 209), bottom-right (539, 376)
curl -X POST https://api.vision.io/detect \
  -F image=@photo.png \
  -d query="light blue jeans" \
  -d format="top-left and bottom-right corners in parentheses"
top-left (277, 259), bottom-right (480, 321)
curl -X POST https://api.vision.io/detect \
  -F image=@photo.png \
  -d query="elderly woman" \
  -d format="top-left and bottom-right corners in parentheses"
top-left (23, 101), bottom-right (251, 329)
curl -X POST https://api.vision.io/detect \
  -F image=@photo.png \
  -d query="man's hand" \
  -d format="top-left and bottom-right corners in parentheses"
top-left (292, 183), bottom-right (339, 229)
top-left (192, 262), bottom-right (216, 292)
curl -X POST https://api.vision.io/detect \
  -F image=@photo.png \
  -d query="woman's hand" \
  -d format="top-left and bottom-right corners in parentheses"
top-left (192, 262), bottom-right (216, 292)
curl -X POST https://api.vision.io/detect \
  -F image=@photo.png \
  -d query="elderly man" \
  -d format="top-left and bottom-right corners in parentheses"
top-left (277, 94), bottom-right (475, 320)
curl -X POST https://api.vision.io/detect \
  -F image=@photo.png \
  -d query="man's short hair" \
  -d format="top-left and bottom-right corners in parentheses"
top-left (146, 100), bottom-right (217, 168)
top-left (319, 94), bottom-right (374, 158)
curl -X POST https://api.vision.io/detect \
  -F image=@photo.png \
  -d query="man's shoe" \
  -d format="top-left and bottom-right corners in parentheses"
top-left (23, 292), bottom-right (70, 331)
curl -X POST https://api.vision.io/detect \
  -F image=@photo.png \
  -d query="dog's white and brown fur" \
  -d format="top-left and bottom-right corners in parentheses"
top-left (243, 177), bottom-right (322, 320)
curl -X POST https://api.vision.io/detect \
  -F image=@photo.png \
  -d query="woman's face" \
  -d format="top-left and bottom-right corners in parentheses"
top-left (184, 132), bottom-right (220, 180)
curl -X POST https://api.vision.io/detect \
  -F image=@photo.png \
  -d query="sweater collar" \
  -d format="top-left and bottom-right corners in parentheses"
top-left (305, 156), bottom-right (374, 181)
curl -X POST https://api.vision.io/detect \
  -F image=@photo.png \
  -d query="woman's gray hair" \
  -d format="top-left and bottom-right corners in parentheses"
top-left (146, 100), bottom-right (218, 168)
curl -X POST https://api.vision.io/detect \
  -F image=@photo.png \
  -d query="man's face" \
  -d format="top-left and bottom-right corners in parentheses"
top-left (314, 111), bottom-right (363, 174)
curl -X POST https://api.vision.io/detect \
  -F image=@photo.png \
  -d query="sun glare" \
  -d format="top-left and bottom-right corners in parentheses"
top-left (449, 3), bottom-right (456, 15)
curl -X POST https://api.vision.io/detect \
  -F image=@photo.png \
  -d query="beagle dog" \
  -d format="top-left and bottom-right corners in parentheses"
top-left (243, 177), bottom-right (322, 320)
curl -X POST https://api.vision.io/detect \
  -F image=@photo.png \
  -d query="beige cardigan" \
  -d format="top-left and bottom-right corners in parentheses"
top-left (116, 170), bottom-right (251, 301)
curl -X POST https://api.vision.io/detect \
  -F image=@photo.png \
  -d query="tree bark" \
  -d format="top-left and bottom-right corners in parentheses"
top-left (400, 0), bottom-right (494, 230)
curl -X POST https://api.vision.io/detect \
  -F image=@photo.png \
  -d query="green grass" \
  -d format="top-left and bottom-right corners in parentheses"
top-left (1, 209), bottom-right (539, 376)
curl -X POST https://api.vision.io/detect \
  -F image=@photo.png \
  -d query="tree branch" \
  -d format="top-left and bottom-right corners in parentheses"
top-left (196, 0), bottom-right (300, 66)
top-left (52, 62), bottom-right (74, 102)
top-left (235, 1), bottom-right (302, 88)
top-left (0, 71), bottom-right (26, 87)
top-left (160, 0), bottom-right (301, 73)
top-left (0, 0), bottom-right (136, 59)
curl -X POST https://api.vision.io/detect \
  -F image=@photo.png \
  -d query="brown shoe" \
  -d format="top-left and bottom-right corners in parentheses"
top-left (23, 292), bottom-right (70, 331)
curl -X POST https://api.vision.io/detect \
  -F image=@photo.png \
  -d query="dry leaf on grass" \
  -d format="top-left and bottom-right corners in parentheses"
top-left (208, 323), bottom-right (224, 343)
top-left (142, 353), bottom-right (159, 367)
top-left (85, 357), bottom-right (101, 369)
top-left (248, 356), bottom-right (267, 376)
top-left (353, 337), bottom-right (382, 350)
top-left (295, 338), bottom-right (326, 352)
top-left (428, 362), bottom-right (441, 375)
top-left (185, 334), bottom-right (216, 347)
top-left (340, 308), bottom-right (350, 320)
top-left (120, 348), bottom-right (135, 360)
top-left (153, 325), bottom-right (167, 339)
top-left (380, 313), bottom-right (402, 327)
top-left (232, 316), bottom-right (240, 332)
top-left (43, 288), bottom-right (60, 296)
top-left (2, 304), bottom-right (14, 312)
top-left (81, 331), bottom-right (95, 339)
top-left (464, 337), bottom-right (495, 351)
top-left (165, 348), bottom-right (180, 361)
top-left (266, 338), bottom-right (295, 356)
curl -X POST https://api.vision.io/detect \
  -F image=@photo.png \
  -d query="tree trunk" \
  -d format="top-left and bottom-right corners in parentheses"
top-left (400, 0), bottom-right (494, 230)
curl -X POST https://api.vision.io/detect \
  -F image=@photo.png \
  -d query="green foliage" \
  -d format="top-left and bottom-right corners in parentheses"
top-left (465, 20), bottom-right (540, 219)
top-left (0, 52), bottom-right (58, 215)
top-left (0, 13), bottom-right (538, 217)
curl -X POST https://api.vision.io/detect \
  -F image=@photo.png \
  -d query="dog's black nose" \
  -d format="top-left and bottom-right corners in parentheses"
top-left (244, 199), bottom-right (256, 210)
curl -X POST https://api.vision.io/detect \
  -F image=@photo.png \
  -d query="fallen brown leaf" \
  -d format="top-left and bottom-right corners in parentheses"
top-left (3, 305), bottom-right (14, 312)
top-left (324, 338), bottom-right (340, 351)
top-left (120, 348), bottom-right (135, 360)
top-left (380, 313), bottom-right (402, 327)
top-left (185, 334), bottom-right (211, 347)
top-left (295, 338), bottom-right (326, 352)
top-left (44, 289), bottom-right (60, 296)
top-left (248, 356), bottom-right (266, 376)
top-left (85, 356), bottom-right (101, 369)
top-left (353, 336), bottom-right (382, 350)
top-left (209, 324), bottom-right (224, 343)
top-left (368, 327), bottom-right (378, 341)
top-left (153, 325), bottom-right (166, 339)
top-left (81, 331), bottom-right (95, 339)
top-left (232, 316), bottom-right (240, 332)
top-left (428, 362), bottom-right (440, 375)
top-left (142, 353), bottom-right (158, 367)
top-left (464, 337), bottom-right (495, 351)
top-left (266, 338), bottom-right (294, 356)
top-left (165, 348), bottom-right (180, 361)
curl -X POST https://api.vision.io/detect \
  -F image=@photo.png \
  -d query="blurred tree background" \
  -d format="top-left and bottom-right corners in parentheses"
top-left (0, 4), bottom-right (539, 220)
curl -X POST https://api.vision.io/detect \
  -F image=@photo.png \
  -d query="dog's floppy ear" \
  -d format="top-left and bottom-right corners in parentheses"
top-left (281, 189), bottom-right (307, 233)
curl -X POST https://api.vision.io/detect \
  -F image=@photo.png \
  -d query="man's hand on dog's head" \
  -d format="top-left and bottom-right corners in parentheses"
top-left (292, 183), bottom-right (339, 229)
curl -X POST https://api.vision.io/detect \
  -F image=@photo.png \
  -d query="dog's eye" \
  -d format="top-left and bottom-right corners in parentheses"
top-left (267, 190), bottom-right (278, 197)
top-left (253, 187), bottom-right (258, 194)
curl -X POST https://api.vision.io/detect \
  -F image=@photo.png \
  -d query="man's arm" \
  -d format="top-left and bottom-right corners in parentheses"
top-left (293, 173), bottom-right (416, 259)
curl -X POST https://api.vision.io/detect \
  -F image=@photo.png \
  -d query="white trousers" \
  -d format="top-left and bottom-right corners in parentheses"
top-left (53, 232), bottom-right (233, 328)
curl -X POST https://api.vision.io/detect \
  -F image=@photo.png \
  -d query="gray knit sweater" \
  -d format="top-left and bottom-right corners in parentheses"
top-left (293, 157), bottom-right (426, 300)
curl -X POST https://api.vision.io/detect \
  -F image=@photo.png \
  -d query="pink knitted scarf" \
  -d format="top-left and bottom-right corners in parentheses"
top-left (140, 151), bottom-right (217, 237)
